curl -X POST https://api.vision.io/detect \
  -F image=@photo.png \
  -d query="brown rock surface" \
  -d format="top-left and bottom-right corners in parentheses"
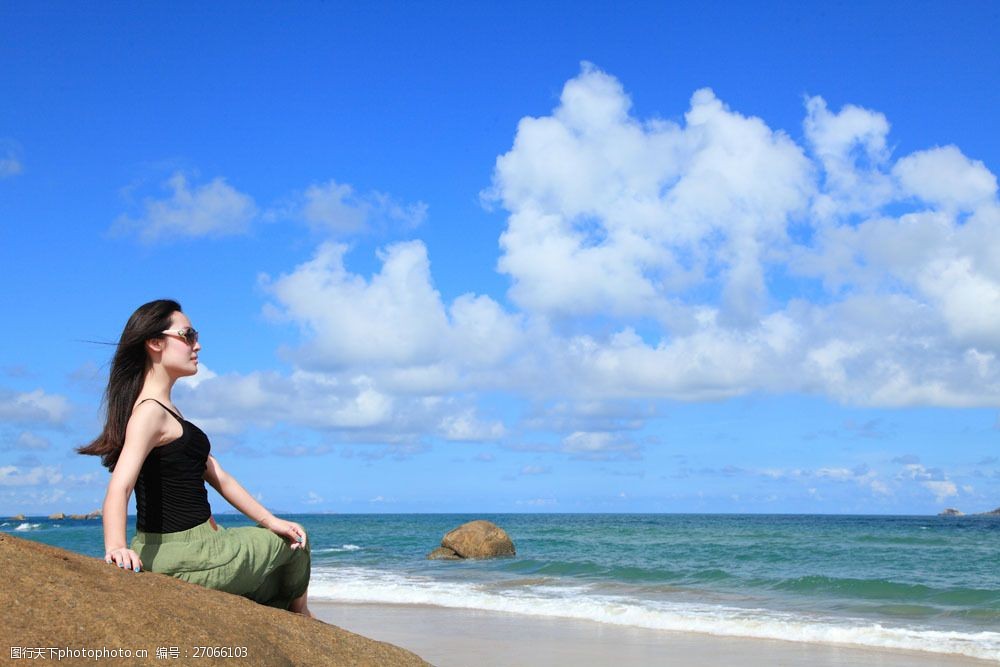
top-left (440, 520), bottom-right (515, 559)
top-left (426, 546), bottom-right (461, 560)
top-left (0, 533), bottom-right (431, 666)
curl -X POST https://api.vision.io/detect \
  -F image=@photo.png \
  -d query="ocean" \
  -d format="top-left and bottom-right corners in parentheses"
top-left (6, 513), bottom-right (999, 661)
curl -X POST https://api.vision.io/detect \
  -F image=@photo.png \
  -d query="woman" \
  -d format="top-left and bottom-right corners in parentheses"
top-left (78, 299), bottom-right (312, 616)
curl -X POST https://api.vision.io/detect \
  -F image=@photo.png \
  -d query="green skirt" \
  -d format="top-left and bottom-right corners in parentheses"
top-left (131, 518), bottom-right (310, 610)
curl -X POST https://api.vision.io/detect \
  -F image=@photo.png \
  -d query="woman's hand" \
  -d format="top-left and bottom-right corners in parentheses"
top-left (105, 547), bottom-right (143, 572)
top-left (262, 517), bottom-right (308, 550)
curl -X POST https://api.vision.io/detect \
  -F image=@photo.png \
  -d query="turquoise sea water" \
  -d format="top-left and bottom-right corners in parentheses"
top-left (7, 513), bottom-right (1000, 661)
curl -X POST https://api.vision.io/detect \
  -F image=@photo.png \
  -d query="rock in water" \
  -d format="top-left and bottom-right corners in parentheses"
top-left (426, 546), bottom-right (462, 560)
top-left (939, 508), bottom-right (964, 516)
top-left (441, 520), bottom-right (515, 559)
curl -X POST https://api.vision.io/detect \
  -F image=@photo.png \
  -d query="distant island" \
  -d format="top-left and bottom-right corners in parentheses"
top-left (938, 507), bottom-right (1000, 517)
top-left (6, 510), bottom-right (102, 521)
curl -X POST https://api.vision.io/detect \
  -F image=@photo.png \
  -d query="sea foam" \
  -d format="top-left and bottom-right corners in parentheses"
top-left (14, 522), bottom-right (42, 531)
top-left (315, 544), bottom-right (363, 553)
top-left (310, 566), bottom-right (1000, 661)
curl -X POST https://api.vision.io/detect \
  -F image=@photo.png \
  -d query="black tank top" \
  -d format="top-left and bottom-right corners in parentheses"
top-left (133, 399), bottom-right (213, 533)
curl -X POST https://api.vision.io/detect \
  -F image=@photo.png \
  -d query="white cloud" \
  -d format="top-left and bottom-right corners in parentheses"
top-left (38, 488), bottom-right (67, 505)
top-left (66, 472), bottom-right (99, 485)
top-left (522, 399), bottom-right (653, 434)
top-left (439, 409), bottom-right (506, 442)
top-left (113, 65), bottom-right (1000, 458)
top-left (264, 241), bottom-right (448, 368)
top-left (0, 152), bottom-right (22, 178)
top-left (868, 479), bottom-right (892, 496)
top-left (917, 254), bottom-right (1000, 350)
top-left (815, 467), bottom-right (854, 481)
top-left (14, 432), bottom-right (50, 450)
top-left (803, 96), bottom-right (894, 219)
top-left (895, 462), bottom-right (960, 503)
top-left (177, 363), bottom-right (218, 389)
top-left (893, 145), bottom-right (997, 211)
top-left (898, 463), bottom-right (939, 481)
top-left (0, 465), bottom-right (63, 487)
top-left (922, 480), bottom-right (958, 503)
top-left (755, 464), bottom-right (889, 497)
top-left (178, 369), bottom-right (394, 432)
top-left (261, 240), bottom-right (523, 374)
top-left (177, 365), bottom-right (512, 452)
top-left (520, 465), bottom-right (551, 475)
top-left (561, 431), bottom-right (641, 460)
top-left (480, 64), bottom-right (1000, 408)
top-left (289, 179), bottom-right (428, 235)
top-left (0, 389), bottom-right (70, 425)
top-left (115, 172), bottom-right (257, 242)
top-left (487, 63), bottom-right (813, 326)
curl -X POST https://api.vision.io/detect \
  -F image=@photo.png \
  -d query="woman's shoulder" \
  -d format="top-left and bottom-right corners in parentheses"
top-left (125, 400), bottom-right (179, 446)
top-left (128, 401), bottom-right (170, 428)
top-left (133, 397), bottom-right (183, 419)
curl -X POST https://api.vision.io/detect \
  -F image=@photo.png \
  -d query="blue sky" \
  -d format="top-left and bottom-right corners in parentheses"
top-left (2, 2), bottom-right (998, 516)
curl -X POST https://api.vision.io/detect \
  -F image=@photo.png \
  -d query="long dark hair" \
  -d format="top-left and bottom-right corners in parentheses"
top-left (77, 299), bottom-right (181, 470)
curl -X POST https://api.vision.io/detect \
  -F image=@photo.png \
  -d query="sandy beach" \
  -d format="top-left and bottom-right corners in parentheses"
top-left (314, 601), bottom-right (997, 667)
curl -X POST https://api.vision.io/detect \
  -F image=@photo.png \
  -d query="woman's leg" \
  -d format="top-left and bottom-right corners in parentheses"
top-left (288, 588), bottom-right (312, 617)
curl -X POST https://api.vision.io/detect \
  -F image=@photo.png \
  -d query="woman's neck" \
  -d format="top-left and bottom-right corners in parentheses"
top-left (140, 365), bottom-right (177, 403)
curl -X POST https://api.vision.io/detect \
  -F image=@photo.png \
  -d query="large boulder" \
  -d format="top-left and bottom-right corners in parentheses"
top-left (0, 533), bottom-right (431, 666)
top-left (437, 520), bottom-right (515, 559)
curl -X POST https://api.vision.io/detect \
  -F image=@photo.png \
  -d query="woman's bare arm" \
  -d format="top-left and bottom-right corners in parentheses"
top-left (204, 455), bottom-right (306, 548)
top-left (101, 403), bottom-right (170, 570)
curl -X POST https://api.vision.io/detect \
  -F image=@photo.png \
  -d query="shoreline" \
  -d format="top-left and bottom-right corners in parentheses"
top-left (312, 600), bottom-right (998, 667)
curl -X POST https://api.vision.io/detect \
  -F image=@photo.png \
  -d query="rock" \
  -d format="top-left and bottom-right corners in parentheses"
top-left (440, 520), bottom-right (515, 559)
top-left (11, 514), bottom-right (25, 521)
top-left (88, 509), bottom-right (102, 519)
top-left (427, 546), bottom-right (462, 561)
top-left (938, 508), bottom-right (964, 516)
top-left (48, 512), bottom-right (65, 520)
top-left (976, 507), bottom-right (1000, 516)
top-left (0, 533), bottom-right (431, 666)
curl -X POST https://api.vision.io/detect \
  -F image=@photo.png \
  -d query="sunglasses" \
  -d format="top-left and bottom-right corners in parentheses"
top-left (160, 327), bottom-right (199, 345)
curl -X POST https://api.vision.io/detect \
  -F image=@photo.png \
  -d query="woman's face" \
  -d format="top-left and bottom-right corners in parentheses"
top-left (159, 311), bottom-right (201, 377)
